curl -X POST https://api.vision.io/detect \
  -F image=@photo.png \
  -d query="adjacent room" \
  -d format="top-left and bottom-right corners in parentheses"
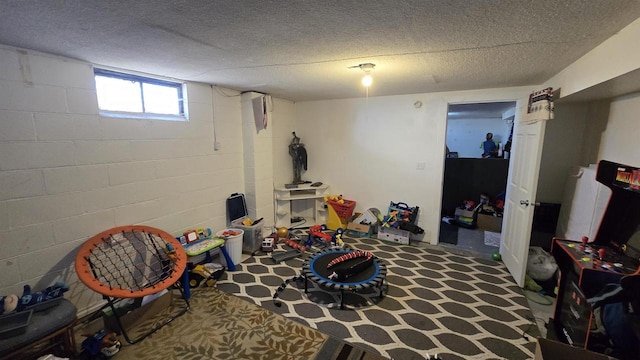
top-left (1, 2), bottom-right (640, 360)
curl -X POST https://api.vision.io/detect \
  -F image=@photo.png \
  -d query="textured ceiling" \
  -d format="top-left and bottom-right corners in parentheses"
top-left (1, 1), bottom-right (639, 101)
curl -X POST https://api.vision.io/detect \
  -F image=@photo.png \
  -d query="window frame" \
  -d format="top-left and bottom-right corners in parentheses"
top-left (94, 68), bottom-right (187, 121)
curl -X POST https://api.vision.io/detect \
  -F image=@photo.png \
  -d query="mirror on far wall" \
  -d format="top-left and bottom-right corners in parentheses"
top-left (446, 101), bottom-right (516, 159)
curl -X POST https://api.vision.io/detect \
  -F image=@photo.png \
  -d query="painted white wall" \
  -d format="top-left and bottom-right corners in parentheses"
top-left (0, 46), bottom-right (250, 314)
top-left (598, 93), bottom-right (640, 166)
top-left (536, 16), bottom-right (640, 203)
top-left (535, 103), bottom-right (589, 203)
top-left (271, 99), bottom-right (297, 188)
top-left (295, 87), bottom-right (531, 244)
top-left (548, 17), bottom-right (640, 99)
top-left (446, 117), bottom-right (510, 158)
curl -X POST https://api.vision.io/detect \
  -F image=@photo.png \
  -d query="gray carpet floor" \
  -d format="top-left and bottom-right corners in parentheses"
top-left (456, 228), bottom-right (500, 258)
top-left (216, 234), bottom-right (539, 360)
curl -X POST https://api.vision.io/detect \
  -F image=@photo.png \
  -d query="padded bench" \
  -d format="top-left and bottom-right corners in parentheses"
top-left (0, 298), bottom-right (77, 360)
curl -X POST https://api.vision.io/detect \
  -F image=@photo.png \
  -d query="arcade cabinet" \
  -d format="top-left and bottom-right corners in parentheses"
top-left (550, 160), bottom-right (640, 356)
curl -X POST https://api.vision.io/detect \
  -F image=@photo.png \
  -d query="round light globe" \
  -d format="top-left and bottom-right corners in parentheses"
top-left (362, 74), bottom-right (373, 87)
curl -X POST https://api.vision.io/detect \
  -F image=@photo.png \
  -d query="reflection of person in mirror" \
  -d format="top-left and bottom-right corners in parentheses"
top-left (481, 132), bottom-right (498, 158)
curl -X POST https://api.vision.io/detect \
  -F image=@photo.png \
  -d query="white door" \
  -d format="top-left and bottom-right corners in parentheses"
top-left (501, 108), bottom-right (547, 288)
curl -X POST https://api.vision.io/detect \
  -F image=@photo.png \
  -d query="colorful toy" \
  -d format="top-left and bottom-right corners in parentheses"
top-left (188, 264), bottom-right (225, 288)
top-left (196, 228), bottom-right (212, 239)
top-left (0, 281), bottom-right (70, 316)
top-left (327, 250), bottom-right (373, 269)
top-left (219, 229), bottom-right (241, 237)
top-left (308, 224), bottom-right (332, 243)
top-left (323, 194), bottom-right (344, 204)
top-left (277, 227), bottom-right (289, 239)
top-left (332, 228), bottom-right (344, 247)
top-left (378, 211), bottom-right (399, 228)
top-left (165, 243), bottom-right (179, 263)
top-left (81, 330), bottom-right (121, 357)
top-left (262, 237), bottom-right (275, 252)
top-left (284, 237), bottom-right (307, 252)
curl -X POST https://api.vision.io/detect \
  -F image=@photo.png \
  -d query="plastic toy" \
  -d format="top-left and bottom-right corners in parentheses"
top-left (196, 228), bottom-right (212, 239)
top-left (308, 224), bottom-right (332, 243)
top-left (81, 330), bottom-right (121, 358)
top-left (165, 243), bottom-right (179, 263)
top-left (188, 264), bottom-right (225, 288)
top-left (326, 250), bottom-right (373, 268)
top-left (277, 227), bottom-right (289, 239)
top-left (262, 237), bottom-right (275, 252)
top-left (332, 228), bottom-right (344, 247)
top-left (219, 229), bottom-right (241, 237)
top-left (324, 194), bottom-right (344, 204)
top-left (284, 237), bottom-right (307, 252)
top-left (271, 236), bottom-right (306, 263)
top-left (378, 211), bottom-right (399, 228)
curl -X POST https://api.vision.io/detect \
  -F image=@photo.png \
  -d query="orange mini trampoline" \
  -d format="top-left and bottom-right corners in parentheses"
top-left (75, 225), bottom-right (190, 343)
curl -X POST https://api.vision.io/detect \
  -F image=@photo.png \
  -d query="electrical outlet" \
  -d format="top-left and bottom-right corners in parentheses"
top-left (416, 162), bottom-right (425, 170)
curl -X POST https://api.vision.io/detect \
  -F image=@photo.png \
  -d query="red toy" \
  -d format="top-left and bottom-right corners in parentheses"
top-left (309, 224), bottom-right (332, 243)
top-left (284, 238), bottom-right (307, 252)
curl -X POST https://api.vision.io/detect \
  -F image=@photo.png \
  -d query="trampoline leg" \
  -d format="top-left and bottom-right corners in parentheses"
top-left (304, 274), bottom-right (308, 293)
top-left (340, 289), bottom-right (345, 310)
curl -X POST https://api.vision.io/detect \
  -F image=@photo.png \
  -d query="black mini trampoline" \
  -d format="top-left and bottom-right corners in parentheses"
top-left (273, 249), bottom-right (388, 309)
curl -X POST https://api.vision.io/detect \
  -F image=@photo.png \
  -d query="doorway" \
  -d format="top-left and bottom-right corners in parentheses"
top-left (439, 101), bottom-right (516, 258)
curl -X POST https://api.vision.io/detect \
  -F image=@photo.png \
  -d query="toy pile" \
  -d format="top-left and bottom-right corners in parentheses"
top-left (476, 192), bottom-right (505, 217)
top-left (443, 192), bottom-right (505, 229)
top-left (378, 201), bottom-right (424, 234)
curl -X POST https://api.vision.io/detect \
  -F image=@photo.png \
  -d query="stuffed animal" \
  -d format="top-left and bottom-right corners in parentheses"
top-left (17, 281), bottom-right (69, 312)
top-left (0, 281), bottom-right (69, 315)
top-left (0, 294), bottom-right (19, 315)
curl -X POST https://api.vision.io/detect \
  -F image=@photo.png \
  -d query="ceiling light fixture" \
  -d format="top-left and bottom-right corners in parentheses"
top-left (349, 63), bottom-right (376, 88)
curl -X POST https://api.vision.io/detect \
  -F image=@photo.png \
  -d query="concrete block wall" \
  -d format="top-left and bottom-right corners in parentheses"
top-left (0, 46), bottom-right (246, 314)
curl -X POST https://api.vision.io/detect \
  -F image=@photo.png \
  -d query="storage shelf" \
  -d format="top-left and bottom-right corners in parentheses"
top-left (274, 184), bottom-right (329, 228)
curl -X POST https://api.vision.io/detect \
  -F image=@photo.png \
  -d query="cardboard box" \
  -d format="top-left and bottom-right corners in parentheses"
top-left (346, 213), bottom-right (375, 237)
top-left (454, 208), bottom-right (475, 219)
top-left (103, 291), bottom-right (173, 333)
top-left (534, 338), bottom-right (614, 360)
top-left (477, 213), bottom-right (502, 232)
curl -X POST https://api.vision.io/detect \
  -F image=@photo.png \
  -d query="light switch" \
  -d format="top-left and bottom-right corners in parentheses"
top-left (416, 162), bottom-right (425, 170)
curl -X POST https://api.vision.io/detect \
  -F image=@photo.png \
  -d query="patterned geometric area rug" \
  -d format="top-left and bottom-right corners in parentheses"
top-left (217, 235), bottom-right (540, 360)
top-left (113, 286), bottom-right (385, 359)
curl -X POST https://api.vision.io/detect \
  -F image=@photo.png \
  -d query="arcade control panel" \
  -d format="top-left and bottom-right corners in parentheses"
top-left (555, 238), bottom-right (639, 275)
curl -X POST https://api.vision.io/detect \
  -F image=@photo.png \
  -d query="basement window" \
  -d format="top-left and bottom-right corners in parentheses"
top-left (94, 68), bottom-right (186, 120)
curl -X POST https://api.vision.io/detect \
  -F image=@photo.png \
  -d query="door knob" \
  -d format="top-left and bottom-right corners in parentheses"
top-left (520, 200), bottom-right (541, 207)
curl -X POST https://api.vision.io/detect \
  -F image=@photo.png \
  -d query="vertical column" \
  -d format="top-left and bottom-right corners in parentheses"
top-left (241, 93), bottom-right (275, 227)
